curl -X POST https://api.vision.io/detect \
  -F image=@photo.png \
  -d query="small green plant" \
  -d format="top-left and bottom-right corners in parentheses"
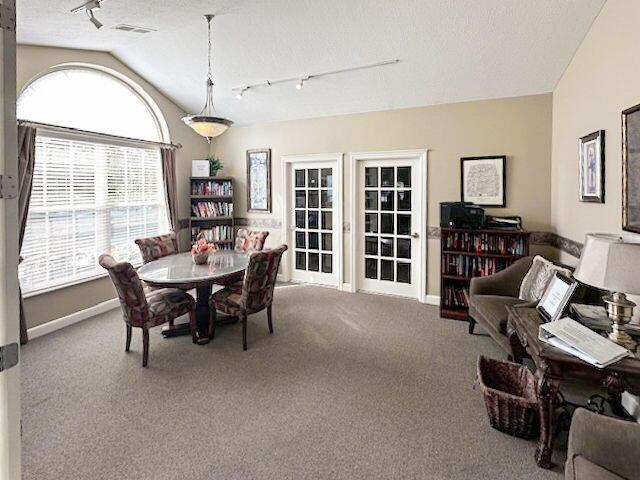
top-left (207, 155), bottom-right (223, 175)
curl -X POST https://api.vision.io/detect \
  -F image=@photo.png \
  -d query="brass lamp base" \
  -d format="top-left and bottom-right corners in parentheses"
top-left (604, 292), bottom-right (637, 352)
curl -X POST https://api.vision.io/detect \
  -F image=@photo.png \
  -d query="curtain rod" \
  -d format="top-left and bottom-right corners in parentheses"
top-left (17, 119), bottom-right (183, 150)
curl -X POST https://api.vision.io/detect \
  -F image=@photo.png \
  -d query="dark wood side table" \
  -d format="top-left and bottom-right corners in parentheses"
top-left (506, 306), bottom-right (640, 469)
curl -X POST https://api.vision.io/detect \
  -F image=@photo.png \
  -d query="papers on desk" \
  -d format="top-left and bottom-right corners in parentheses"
top-left (539, 317), bottom-right (632, 368)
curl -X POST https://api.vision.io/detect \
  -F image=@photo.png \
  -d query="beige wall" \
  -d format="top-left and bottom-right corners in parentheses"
top-left (211, 94), bottom-right (553, 295)
top-left (551, 0), bottom-right (640, 267)
top-left (18, 45), bottom-right (209, 328)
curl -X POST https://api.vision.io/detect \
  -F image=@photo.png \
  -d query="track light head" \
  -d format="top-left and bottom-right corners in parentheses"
top-left (296, 79), bottom-right (304, 90)
top-left (88, 9), bottom-right (103, 29)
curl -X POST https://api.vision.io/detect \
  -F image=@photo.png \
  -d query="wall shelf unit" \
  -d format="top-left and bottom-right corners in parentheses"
top-left (189, 176), bottom-right (234, 249)
top-left (440, 227), bottom-right (530, 321)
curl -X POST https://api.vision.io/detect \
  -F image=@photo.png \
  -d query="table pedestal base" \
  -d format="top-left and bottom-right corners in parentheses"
top-left (161, 285), bottom-right (237, 344)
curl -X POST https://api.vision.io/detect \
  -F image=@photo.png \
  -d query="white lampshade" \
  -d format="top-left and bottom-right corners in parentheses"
top-left (573, 233), bottom-right (640, 295)
top-left (181, 115), bottom-right (232, 141)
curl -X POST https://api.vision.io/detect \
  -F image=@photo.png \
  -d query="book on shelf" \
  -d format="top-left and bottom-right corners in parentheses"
top-left (191, 201), bottom-right (234, 217)
top-left (191, 180), bottom-right (233, 196)
top-left (443, 254), bottom-right (511, 277)
top-left (443, 231), bottom-right (526, 255)
top-left (191, 225), bottom-right (233, 242)
top-left (442, 285), bottom-right (468, 308)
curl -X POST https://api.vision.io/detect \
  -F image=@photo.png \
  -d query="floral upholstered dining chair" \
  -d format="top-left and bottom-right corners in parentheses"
top-left (209, 244), bottom-right (287, 351)
top-left (234, 229), bottom-right (269, 253)
top-left (135, 232), bottom-right (179, 264)
top-left (99, 254), bottom-right (197, 367)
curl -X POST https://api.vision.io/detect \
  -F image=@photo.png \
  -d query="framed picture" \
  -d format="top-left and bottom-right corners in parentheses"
top-left (536, 273), bottom-right (577, 323)
top-left (623, 104), bottom-right (640, 233)
top-left (460, 156), bottom-right (506, 207)
top-left (191, 160), bottom-right (210, 177)
top-left (578, 130), bottom-right (605, 203)
top-left (246, 149), bottom-right (272, 213)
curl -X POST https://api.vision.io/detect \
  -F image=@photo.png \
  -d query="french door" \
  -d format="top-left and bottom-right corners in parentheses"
top-left (284, 155), bottom-right (342, 287)
top-left (353, 152), bottom-right (426, 300)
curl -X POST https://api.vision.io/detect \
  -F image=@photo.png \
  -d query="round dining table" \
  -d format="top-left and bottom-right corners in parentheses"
top-left (138, 251), bottom-right (250, 343)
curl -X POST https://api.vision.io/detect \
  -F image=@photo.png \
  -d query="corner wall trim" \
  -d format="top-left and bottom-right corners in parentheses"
top-left (27, 298), bottom-right (120, 340)
top-left (425, 294), bottom-right (440, 306)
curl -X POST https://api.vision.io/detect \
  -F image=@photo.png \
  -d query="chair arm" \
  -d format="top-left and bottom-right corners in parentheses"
top-left (469, 256), bottom-right (534, 298)
top-left (567, 408), bottom-right (640, 479)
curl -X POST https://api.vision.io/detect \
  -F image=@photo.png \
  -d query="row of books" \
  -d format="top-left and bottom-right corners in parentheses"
top-left (442, 285), bottom-right (468, 309)
top-left (443, 254), bottom-right (512, 278)
top-left (191, 181), bottom-right (233, 196)
top-left (190, 226), bottom-right (233, 242)
top-left (191, 202), bottom-right (233, 218)
top-left (443, 232), bottom-right (526, 255)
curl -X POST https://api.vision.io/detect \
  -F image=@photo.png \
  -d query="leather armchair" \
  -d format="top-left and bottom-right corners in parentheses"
top-left (566, 408), bottom-right (640, 480)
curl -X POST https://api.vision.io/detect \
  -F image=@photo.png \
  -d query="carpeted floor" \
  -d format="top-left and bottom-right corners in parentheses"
top-left (21, 285), bottom-right (562, 479)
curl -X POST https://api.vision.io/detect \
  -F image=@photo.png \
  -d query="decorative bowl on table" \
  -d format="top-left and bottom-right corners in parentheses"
top-left (191, 238), bottom-right (215, 265)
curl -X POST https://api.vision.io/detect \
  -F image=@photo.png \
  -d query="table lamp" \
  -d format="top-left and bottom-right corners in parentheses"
top-left (573, 234), bottom-right (640, 351)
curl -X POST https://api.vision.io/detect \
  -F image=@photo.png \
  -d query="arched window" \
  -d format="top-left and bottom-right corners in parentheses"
top-left (18, 66), bottom-right (170, 295)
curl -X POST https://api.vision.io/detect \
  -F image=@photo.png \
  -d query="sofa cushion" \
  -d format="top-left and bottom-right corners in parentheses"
top-left (519, 255), bottom-right (572, 302)
top-left (470, 295), bottom-right (523, 335)
top-left (566, 455), bottom-right (625, 480)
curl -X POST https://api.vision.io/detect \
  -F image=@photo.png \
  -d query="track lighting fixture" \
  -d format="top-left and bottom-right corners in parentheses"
top-left (296, 77), bottom-right (309, 90)
top-left (235, 87), bottom-right (249, 100)
top-left (71, 0), bottom-right (105, 30)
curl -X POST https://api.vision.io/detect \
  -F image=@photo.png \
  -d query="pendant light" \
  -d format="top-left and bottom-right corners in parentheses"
top-left (182, 14), bottom-right (233, 143)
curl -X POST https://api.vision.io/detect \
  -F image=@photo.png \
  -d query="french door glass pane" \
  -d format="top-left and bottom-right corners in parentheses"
top-left (397, 215), bottom-right (411, 235)
top-left (296, 232), bottom-right (306, 248)
top-left (308, 253), bottom-right (320, 271)
top-left (296, 210), bottom-right (305, 228)
top-left (365, 258), bottom-right (378, 279)
top-left (365, 167), bottom-right (378, 187)
top-left (381, 260), bottom-right (394, 281)
top-left (381, 214), bottom-right (394, 234)
top-left (322, 254), bottom-right (332, 273)
top-left (321, 190), bottom-right (332, 208)
top-left (397, 238), bottom-right (411, 259)
top-left (322, 233), bottom-right (332, 251)
top-left (365, 191), bottom-right (378, 210)
top-left (308, 169), bottom-right (319, 187)
top-left (308, 232), bottom-right (319, 250)
top-left (295, 190), bottom-right (306, 208)
top-left (380, 191), bottom-right (394, 211)
top-left (365, 213), bottom-right (378, 233)
top-left (365, 236), bottom-right (378, 255)
top-left (308, 190), bottom-right (319, 208)
top-left (321, 211), bottom-right (333, 230)
top-left (308, 211), bottom-right (319, 229)
top-left (380, 237), bottom-right (394, 257)
top-left (381, 167), bottom-right (394, 187)
top-left (295, 169), bottom-right (306, 187)
top-left (397, 191), bottom-right (411, 211)
top-left (321, 168), bottom-right (333, 188)
top-left (296, 252), bottom-right (306, 270)
top-left (397, 167), bottom-right (411, 187)
top-left (397, 262), bottom-right (411, 283)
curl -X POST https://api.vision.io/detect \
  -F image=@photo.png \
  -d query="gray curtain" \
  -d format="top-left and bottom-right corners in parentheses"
top-left (161, 147), bottom-right (179, 233)
top-left (18, 125), bottom-right (36, 345)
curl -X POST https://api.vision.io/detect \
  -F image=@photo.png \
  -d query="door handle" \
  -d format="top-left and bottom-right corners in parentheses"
top-left (411, 232), bottom-right (419, 238)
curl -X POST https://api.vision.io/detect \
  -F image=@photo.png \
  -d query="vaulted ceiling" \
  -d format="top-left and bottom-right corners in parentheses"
top-left (17, 0), bottom-right (605, 126)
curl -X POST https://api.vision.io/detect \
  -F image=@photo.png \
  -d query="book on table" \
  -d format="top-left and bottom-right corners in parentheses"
top-left (539, 317), bottom-right (632, 368)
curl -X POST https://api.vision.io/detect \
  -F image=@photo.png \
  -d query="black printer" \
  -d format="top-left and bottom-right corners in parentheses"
top-left (440, 202), bottom-right (485, 228)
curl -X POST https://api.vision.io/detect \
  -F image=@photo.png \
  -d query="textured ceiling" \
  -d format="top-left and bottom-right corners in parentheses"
top-left (17, 0), bottom-right (604, 126)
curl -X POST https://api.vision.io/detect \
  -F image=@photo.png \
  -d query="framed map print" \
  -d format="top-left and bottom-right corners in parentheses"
top-left (460, 156), bottom-right (506, 207)
top-left (578, 130), bottom-right (605, 203)
top-left (246, 149), bottom-right (272, 213)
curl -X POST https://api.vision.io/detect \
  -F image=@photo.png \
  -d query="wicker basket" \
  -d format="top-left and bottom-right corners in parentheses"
top-left (476, 355), bottom-right (539, 439)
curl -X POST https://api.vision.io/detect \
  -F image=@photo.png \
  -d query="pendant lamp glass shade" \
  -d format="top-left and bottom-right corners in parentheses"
top-left (182, 15), bottom-right (233, 143)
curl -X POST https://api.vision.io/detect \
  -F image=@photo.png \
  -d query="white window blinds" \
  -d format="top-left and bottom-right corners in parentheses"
top-left (19, 133), bottom-right (169, 295)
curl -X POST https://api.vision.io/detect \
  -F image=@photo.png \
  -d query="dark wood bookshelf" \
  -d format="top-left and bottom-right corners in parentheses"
top-left (440, 227), bottom-right (530, 322)
top-left (189, 177), bottom-right (234, 247)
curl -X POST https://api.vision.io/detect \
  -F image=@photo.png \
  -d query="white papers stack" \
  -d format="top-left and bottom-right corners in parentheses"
top-left (539, 317), bottom-right (632, 368)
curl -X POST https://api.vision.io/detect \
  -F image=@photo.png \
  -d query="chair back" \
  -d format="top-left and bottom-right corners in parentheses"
top-left (135, 233), bottom-right (178, 264)
top-left (98, 254), bottom-right (149, 326)
top-left (241, 245), bottom-right (287, 312)
top-left (235, 229), bottom-right (269, 253)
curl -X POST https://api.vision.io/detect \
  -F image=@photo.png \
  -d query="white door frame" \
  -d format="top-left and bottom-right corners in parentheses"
top-left (349, 149), bottom-right (428, 303)
top-left (281, 153), bottom-right (344, 288)
top-left (0, 0), bottom-right (21, 477)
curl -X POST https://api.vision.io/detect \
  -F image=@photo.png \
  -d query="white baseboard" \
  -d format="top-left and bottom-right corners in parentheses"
top-left (425, 294), bottom-right (440, 306)
top-left (341, 283), bottom-right (355, 292)
top-left (27, 298), bottom-right (120, 340)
